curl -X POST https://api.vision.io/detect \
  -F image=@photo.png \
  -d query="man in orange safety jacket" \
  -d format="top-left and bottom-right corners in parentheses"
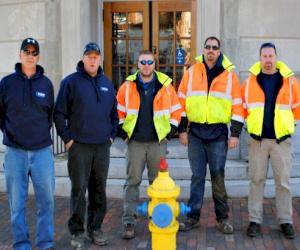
top-left (117, 50), bottom-right (181, 239)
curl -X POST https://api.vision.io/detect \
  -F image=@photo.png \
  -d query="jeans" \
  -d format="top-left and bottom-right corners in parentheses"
top-left (187, 133), bottom-right (229, 221)
top-left (122, 140), bottom-right (167, 225)
top-left (67, 142), bottom-right (110, 235)
top-left (4, 146), bottom-right (55, 250)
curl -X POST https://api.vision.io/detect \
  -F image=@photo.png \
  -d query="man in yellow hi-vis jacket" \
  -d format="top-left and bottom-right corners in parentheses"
top-left (242, 42), bottom-right (300, 239)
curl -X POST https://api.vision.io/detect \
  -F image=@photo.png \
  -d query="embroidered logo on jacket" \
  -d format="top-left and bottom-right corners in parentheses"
top-left (36, 91), bottom-right (46, 98)
top-left (100, 87), bottom-right (108, 92)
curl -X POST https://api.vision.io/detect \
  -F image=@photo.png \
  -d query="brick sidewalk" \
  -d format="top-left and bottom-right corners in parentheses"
top-left (1, 193), bottom-right (300, 249)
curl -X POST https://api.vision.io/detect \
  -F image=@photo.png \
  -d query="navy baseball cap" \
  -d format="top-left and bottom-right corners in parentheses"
top-left (83, 42), bottom-right (101, 55)
top-left (20, 38), bottom-right (39, 53)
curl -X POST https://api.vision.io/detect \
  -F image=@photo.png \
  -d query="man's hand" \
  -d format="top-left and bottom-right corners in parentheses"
top-left (65, 139), bottom-right (74, 151)
top-left (179, 132), bottom-right (188, 146)
top-left (229, 137), bottom-right (239, 149)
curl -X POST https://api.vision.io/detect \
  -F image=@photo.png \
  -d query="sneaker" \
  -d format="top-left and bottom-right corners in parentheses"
top-left (280, 223), bottom-right (295, 239)
top-left (179, 217), bottom-right (200, 232)
top-left (217, 219), bottom-right (233, 234)
top-left (246, 222), bottom-right (261, 237)
top-left (122, 223), bottom-right (135, 239)
top-left (70, 233), bottom-right (85, 250)
top-left (87, 229), bottom-right (108, 246)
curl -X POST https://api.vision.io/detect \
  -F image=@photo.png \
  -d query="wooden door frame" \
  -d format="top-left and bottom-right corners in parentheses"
top-left (152, 0), bottom-right (197, 65)
top-left (103, 2), bottom-right (149, 79)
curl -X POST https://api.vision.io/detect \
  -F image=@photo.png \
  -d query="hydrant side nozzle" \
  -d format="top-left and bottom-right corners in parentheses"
top-left (137, 202), bottom-right (148, 216)
top-left (179, 202), bottom-right (191, 215)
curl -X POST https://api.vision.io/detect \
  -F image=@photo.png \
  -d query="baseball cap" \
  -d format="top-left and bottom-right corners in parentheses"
top-left (20, 38), bottom-right (40, 53)
top-left (83, 42), bottom-right (101, 55)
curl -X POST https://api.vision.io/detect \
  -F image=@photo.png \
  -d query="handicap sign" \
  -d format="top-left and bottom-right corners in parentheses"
top-left (176, 48), bottom-right (185, 65)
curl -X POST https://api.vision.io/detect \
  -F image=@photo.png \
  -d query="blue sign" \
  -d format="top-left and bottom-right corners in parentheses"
top-left (176, 48), bottom-right (185, 65)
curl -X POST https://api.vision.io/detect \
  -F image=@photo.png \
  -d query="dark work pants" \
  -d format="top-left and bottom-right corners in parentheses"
top-left (187, 133), bottom-right (229, 222)
top-left (67, 141), bottom-right (110, 235)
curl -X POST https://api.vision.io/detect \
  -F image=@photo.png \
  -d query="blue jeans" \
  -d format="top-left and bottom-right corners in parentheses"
top-left (4, 146), bottom-right (55, 250)
top-left (187, 133), bottom-right (229, 221)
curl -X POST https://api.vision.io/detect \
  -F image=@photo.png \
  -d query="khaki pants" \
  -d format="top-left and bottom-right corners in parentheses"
top-left (248, 137), bottom-right (293, 224)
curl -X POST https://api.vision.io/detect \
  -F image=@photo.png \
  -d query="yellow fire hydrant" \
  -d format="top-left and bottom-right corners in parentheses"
top-left (137, 157), bottom-right (190, 250)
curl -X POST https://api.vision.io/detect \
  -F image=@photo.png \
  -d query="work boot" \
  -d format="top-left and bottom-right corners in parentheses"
top-left (246, 222), bottom-right (261, 237)
top-left (122, 223), bottom-right (135, 239)
top-left (87, 229), bottom-right (108, 246)
top-left (179, 217), bottom-right (200, 232)
top-left (280, 223), bottom-right (295, 239)
top-left (216, 219), bottom-right (233, 234)
top-left (70, 233), bottom-right (85, 250)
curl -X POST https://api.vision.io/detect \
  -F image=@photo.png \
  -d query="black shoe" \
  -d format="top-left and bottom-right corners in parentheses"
top-left (179, 217), bottom-right (200, 232)
top-left (280, 223), bottom-right (295, 239)
top-left (87, 229), bottom-right (108, 246)
top-left (246, 222), bottom-right (261, 237)
top-left (122, 224), bottom-right (135, 239)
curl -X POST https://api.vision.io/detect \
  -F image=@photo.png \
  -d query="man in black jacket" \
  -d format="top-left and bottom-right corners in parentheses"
top-left (0, 38), bottom-right (55, 250)
top-left (54, 42), bottom-right (118, 249)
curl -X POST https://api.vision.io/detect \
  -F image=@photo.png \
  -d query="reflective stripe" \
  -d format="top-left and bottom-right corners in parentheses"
top-left (187, 91), bottom-right (207, 97)
top-left (247, 102), bottom-right (264, 109)
top-left (245, 77), bottom-right (250, 104)
top-left (117, 104), bottom-right (126, 112)
top-left (178, 91), bottom-right (186, 98)
top-left (125, 81), bottom-right (130, 112)
top-left (231, 114), bottom-right (244, 123)
top-left (209, 91), bottom-right (232, 100)
top-left (187, 67), bottom-right (194, 95)
top-left (170, 103), bottom-right (181, 113)
top-left (170, 119), bottom-right (179, 126)
top-left (232, 98), bottom-right (242, 105)
top-left (119, 118), bottom-right (124, 124)
top-left (243, 103), bottom-right (247, 108)
top-left (154, 109), bottom-right (170, 116)
top-left (226, 71), bottom-right (233, 96)
top-left (278, 104), bottom-right (292, 110)
top-left (182, 112), bottom-right (187, 117)
top-left (127, 109), bottom-right (138, 115)
top-left (289, 78), bottom-right (293, 106)
top-left (292, 102), bottom-right (300, 109)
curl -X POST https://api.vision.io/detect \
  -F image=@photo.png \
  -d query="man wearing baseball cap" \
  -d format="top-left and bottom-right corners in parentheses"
top-left (0, 37), bottom-right (55, 249)
top-left (54, 42), bottom-right (118, 249)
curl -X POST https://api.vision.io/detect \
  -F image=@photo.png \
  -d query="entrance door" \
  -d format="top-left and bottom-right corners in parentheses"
top-left (104, 1), bottom-right (196, 89)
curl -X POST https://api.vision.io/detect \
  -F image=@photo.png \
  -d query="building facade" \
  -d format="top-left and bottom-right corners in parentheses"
top-left (0, 0), bottom-right (299, 159)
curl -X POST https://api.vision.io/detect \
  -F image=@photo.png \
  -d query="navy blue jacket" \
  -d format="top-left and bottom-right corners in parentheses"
top-left (0, 63), bottom-right (54, 150)
top-left (54, 61), bottom-right (118, 144)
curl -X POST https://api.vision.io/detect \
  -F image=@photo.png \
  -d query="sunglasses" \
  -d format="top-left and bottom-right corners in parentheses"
top-left (23, 49), bottom-right (39, 56)
top-left (204, 45), bottom-right (219, 51)
top-left (139, 60), bottom-right (154, 65)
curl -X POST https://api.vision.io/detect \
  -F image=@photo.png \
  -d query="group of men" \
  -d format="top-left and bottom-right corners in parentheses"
top-left (0, 36), bottom-right (299, 249)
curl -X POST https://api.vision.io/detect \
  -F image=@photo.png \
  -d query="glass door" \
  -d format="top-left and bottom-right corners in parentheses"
top-left (104, 2), bottom-right (149, 89)
top-left (152, 0), bottom-right (196, 89)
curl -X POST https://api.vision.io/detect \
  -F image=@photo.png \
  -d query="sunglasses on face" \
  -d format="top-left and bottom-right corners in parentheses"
top-left (23, 49), bottom-right (39, 56)
top-left (139, 60), bottom-right (154, 65)
top-left (204, 45), bottom-right (219, 51)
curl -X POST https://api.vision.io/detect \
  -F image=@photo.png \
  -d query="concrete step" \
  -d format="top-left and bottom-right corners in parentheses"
top-left (2, 174), bottom-right (300, 199)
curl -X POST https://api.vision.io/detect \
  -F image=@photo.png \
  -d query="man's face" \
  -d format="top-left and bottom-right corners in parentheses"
top-left (83, 52), bottom-right (101, 76)
top-left (203, 39), bottom-right (220, 65)
top-left (138, 54), bottom-right (155, 78)
top-left (19, 44), bottom-right (39, 69)
top-left (260, 47), bottom-right (277, 74)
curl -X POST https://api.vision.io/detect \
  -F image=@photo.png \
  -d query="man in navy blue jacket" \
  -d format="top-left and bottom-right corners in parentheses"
top-left (54, 42), bottom-right (118, 249)
top-left (0, 38), bottom-right (55, 250)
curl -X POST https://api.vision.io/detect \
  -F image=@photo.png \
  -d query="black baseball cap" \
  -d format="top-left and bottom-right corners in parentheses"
top-left (20, 38), bottom-right (40, 53)
top-left (83, 42), bottom-right (101, 55)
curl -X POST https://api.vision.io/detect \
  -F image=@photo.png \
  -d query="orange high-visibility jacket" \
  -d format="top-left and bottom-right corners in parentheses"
top-left (178, 55), bottom-right (244, 124)
top-left (242, 61), bottom-right (300, 140)
top-left (117, 71), bottom-right (182, 142)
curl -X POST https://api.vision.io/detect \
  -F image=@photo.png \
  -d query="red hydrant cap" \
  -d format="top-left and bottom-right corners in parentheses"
top-left (159, 157), bottom-right (168, 171)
